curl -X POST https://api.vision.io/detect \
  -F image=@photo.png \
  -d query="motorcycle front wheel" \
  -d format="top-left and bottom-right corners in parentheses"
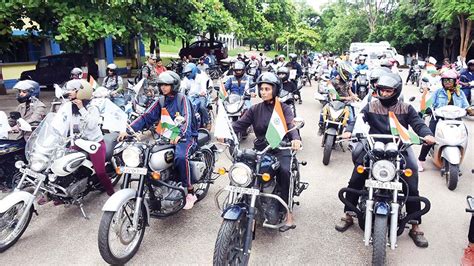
top-left (0, 201), bottom-right (33, 252)
top-left (213, 217), bottom-right (248, 266)
top-left (444, 159), bottom-right (459, 191)
top-left (322, 134), bottom-right (335, 166)
top-left (98, 200), bottom-right (146, 264)
top-left (372, 214), bottom-right (388, 266)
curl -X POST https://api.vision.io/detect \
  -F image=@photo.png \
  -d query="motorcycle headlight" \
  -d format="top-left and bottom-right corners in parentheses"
top-left (229, 162), bottom-right (253, 187)
top-left (30, 159), bottom-right (47, 172)
top-left (224, 102), bottom-right (241, 114)
top-left (122, 146), bottom-right (142, 167)
top-left (372, 160), bottom-right (396, 182)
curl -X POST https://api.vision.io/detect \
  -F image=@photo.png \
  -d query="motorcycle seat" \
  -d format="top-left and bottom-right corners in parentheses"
top-left (197, 128), bottom-right (210, 147)
top-left (103, 132), bottom-right (119, 161)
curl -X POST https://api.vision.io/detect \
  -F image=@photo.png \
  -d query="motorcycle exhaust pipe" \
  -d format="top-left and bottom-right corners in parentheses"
top-left (364, 199), bottom-right (374, 246)
top-left (390, 202), bottom-right (399, 250)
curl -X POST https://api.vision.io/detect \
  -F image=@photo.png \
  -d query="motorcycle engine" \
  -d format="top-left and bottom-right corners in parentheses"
top-left (153, 181), bottom-right (183, 212)
top-left (54, 167), bottom-right (91, 198)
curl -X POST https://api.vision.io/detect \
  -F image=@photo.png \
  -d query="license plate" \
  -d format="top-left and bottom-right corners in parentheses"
top-left (365, 179), bottom-right (402, 190)
top-left (19, 168), bottom-right (46, 180)
top-left (120, 167), bottom-right (147, 175)
top-left (225, 185), bottom-right (260, 196)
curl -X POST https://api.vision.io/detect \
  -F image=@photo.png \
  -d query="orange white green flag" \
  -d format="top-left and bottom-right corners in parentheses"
top-left (388, 111), bottom-right (420, 144)
top-left (89, 76), bottom-right (99, 90)
top-left (420, 89), bottom-right (433, 114)
top-left (265, 98), bottom-right (288, 148)
top-left (155, 108), bottom-right (180, 140)
top-left (218, 79), bottom-right (228, 100)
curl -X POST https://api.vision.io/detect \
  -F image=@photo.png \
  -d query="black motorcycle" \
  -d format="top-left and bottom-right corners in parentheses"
top-left (338, 133), bottom-right (431, 265)
top-left (213, 119), bottom-right (308, 265)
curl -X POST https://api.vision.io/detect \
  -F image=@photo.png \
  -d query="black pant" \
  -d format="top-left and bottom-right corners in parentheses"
top-left (469, 216), bottom-right (474, 243)
top-left (274, 149), bottom-right (292, 205)
top-left (406, 68), bottom-right (414, 83)
top-left (418, 118), bottom-right (437, 161)
top-left (344, 146), bottom-right (422, 223)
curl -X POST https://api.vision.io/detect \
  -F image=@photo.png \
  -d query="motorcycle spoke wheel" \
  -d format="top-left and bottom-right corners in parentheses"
top-left (213, 217), bottom-right (247, 266)
top-left (98, 200), bottom-right (145, 264)
top-left (0, 201), bottom-right (33, 252)
top-left (193, 149), bottom-right (215, 202)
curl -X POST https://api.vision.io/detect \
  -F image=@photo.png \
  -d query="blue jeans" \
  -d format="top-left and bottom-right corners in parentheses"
top-left (461, 87), bottom-right (472, 105)
top-left (190, 96), bottom-right (209, 125)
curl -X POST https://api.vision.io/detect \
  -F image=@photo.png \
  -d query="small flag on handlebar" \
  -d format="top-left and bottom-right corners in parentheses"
top-left (218, 79), bottom-right (228, 100)
top-left (388, 111), bottom-right (420, 144)
top-left (420, 89), bottom-right (433, 114)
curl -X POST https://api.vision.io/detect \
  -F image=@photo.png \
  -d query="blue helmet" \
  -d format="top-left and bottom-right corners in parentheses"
top-left (182, 63), bottom-right (200, 80)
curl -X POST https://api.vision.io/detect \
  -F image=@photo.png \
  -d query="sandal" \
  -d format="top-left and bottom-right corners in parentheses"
top-left (279, 224), bottom-right (296, 232)
top-left (335, 217), bottom-right (354, 232)
top-left (409, 230), bottom-right (429, 248)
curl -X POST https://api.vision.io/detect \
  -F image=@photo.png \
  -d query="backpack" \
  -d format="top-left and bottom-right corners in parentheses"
top-left (158, 93), bottom-right (199, 137)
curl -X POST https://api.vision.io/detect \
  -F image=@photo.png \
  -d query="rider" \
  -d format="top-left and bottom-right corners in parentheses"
top-left (337, 73), bottom-right (436, 248)
top-left (119, 71), bottom-right (199, 209)
top-left (11, 80), bottom-right (46, 138)
top-left (155, 57), bottom-right (167, 75)
top-left (181, 63), bottom-right (212, 130)
top-left (70, 68), bottom-right (83, 80)
top-left (459, 59), bottom-right (474, 105)
top-left (277, 67), bottom-right (297, 94)
top-left (354, 55), bottom-right (368, 72)
top-left (286, 54), bottom-right (303, 104)
top-left (417, 69), bottom-right (469, 171)
top-left (224, 61), bottom-right (255, 109)
top-left (230, 72), bottom-right (302, 232)
top-left (300, 51), bottom-right (312, 69)
top-left (141, 54), bottom-right (159, 88)
top-left (102, 63), bottom-right (123, 95)
top-left (405, 55), bottom-right (420, 85)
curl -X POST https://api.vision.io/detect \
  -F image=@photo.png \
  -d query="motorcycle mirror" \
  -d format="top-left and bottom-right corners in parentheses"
top-left (54, 84), bottom-right (64, 99)
top-left (409, 96), bottom-right (416, 102)
top-left (293, 117), bottom-right (305, 129)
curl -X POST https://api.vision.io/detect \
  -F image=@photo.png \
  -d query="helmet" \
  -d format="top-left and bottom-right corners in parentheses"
top-left (379, 59), bottom-right (392, 68)
top-left (441, 69), bottom-right (458, 79)
top-left (467, 59), bottom-right (474, 67)
top-left (336, 62), bottom-right (354, 82)
top-left (66, 79), bottom-right (93, 100)
top-left (289, 53), bottom-right (297, 62)
top-left (256, 72), bottom-right (281, 98)
top-left (251, 55), bottom-right (256, 60)
top-left (157, 71), bottom-right (181, 93)
top-left (70, 67), bottom-right (83, 79)
top-left (428, 56), bottom-right (437, 65)
top-left (182, 63), bottom-right (199, 80)
top-left (278, 54), bottom-right (285, 60)
top-left (107, 63), bottom-right (117, 71)
top-left (14, 80), bottom-right (40, 103)
top-left (359, 55), bottom-right (366, 62)
top-left (277, 67), bottom-right (290, 81)
top-left (233, 61), bottom-right (246, 78)
top-left (375, 73), bottom-right (402, 107)
top-left (369, 67), bottom-right (391, 84)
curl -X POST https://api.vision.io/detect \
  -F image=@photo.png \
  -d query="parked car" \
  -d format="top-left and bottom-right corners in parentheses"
top-left (179, 40), bottom-right (228, 61)
top-left (20, 53), bottom-right (98, 88)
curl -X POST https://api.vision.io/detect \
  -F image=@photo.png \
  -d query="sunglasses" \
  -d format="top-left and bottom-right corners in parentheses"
top-left (442, 79), bottom-right (454, 83)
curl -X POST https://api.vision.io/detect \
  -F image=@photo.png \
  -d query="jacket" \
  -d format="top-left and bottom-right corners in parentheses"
top-left (432, 88), bottom-right (469, 109)
top-left (16, 97), bottom-right (46, 124)
top-left (224, 75), bottom-right (252, 95)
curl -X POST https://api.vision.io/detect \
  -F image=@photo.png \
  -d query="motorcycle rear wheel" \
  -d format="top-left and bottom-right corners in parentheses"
top-left (213, 217), bottom-right (248, 266)
top-left (322, 135), bottom-right (335, 166)
top-left (98, 200), bottom-right (146, 265)
top-left (193, 149), bottom-right (215, 202)
top-left (0, 201), bottom-right (33, 252)
top-left (372, 214), bottom-right (388, 266)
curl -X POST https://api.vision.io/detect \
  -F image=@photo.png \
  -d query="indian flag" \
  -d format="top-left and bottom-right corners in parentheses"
top-left (420, 89), bottom-right (433, 114)
top-left (218, 79), bottom-right (228, 100)
top-left (265, 98), bottom-right (288, 148)
top-left (327, 84), bottom-right (340, 100)
top-left (155, 108), bottom-right (180, 140)
top-left (89, 76), bottom-right (99, 90)
top-left (388, 111), bottom-right (420, 144)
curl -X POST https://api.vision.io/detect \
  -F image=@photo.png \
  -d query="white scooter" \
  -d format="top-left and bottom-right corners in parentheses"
top-left (429, 105), bottom-right (469, 190)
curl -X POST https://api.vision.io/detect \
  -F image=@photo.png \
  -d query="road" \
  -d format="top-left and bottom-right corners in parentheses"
top-left (1, 70), bottom-right (473, 265)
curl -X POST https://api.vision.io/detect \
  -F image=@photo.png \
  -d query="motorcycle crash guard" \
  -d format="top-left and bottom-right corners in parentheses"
top-left (101, 188), bottom-right (150, 225)
top-left (374, 201), bottom-right (390, 216)
top-left (0, 191), bottom-right (35, 213)
top-left (441, 146), bottom-right (462, 165)
top-left (222, 203), bottom-right (248, 221)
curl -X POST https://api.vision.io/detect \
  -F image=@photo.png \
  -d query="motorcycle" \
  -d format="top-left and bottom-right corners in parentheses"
top-left (221, 92), bottom-right (252, 140)
top-left (279, 85), bottom-right (302, 117)
top-left (410, 65), bottom-right (421, 87)
top-left (320, 100), bottom-right (352, 165)
top-left (213, 119), bottom-right (308, 266)
top-left (426, 105), bottom-right (470, 190)
top-left (97, 127), bottom-right (219, 264)
top-left (338, 133), bottom-right (431, 265)
top-left (0, 111), bottom-right (122, 252)
top-left (301, 67), bottom-right (312, 87)
top-left (355, 70), bottom-right (369, 100)
top-left (314, 74), bottom-right (331, 106)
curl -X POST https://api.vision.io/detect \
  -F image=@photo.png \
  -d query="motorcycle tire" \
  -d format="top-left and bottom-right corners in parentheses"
top-left (98, 202), bottom-right (146, 265)
top-left (445, 160), bottom-right (459, 191)
top-left (213, 218), bottom-right (248, 266)
top-left (0, 202), bottom-right (34, 252)
top-left (372, 214), bottom-right (388, 266)
top-left (322, 135), bottom-right (335, 166)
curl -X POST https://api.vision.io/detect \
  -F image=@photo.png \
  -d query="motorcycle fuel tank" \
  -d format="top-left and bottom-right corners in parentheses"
top-left (149, 147), bottom-right (174, 172)
top-left (51, 152), bottom-right (87, 176)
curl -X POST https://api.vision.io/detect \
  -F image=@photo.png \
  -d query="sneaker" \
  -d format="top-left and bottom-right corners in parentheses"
top-left (417, 160), bottom-right (425, 172)
top-left (183, 193), bottom-right (197, 210)
top-left (462, 245), bottom-right (474, 266)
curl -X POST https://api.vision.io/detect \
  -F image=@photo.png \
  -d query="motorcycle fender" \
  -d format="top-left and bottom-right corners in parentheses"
top-left (102, 188), bottom-right (137, 212)
top-left (374, 201), bottom-right (390, 216)
top-left (222, 203), bottom-right (247, 221)
top-left (325, 127), bottom-right (338, 136)
top-left (441, 147), bottom-right (461, 165)
top-left (0, 191), bottom-right (35, 213)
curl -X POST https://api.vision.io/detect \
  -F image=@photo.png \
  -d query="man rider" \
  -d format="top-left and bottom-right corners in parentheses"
top-left (286, 54), bottom-right (303, 104)
top-left (142, 54), bottom-right (159, 89)
top-left (119, 71), bottom-right (199, 209)
top-left (277, 67), bottom-right (298, 94)
top-left (224, 61), bottom-right (255, 108)
top-left (459, 59), bottom-right (474, 105)
top-left (405, 55), bottom-right (419, 85)
top-left (301, 51), bottom-right (312, 69)
top-left (337, 73), bottom-right (436, 248)
top-left (354, 55), bottom-right (368, 72)
top-left (181, 63), bottom-right (212, 130)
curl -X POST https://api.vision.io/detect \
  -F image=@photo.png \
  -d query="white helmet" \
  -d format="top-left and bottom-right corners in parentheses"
top-left (107, 63), bottom-right (117, 70)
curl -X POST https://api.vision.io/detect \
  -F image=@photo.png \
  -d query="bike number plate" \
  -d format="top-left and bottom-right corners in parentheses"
top-left (120, 167), bottom-right (147, 175)
top-left (19, 168), bottom-right (46, 180)
top-left (365, 179), bottom-right (402, 190)
top-left (225, 185), bottom-right (260, 196)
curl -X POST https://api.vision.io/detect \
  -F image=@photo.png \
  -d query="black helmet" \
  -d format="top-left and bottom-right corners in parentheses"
top-left (157, 71), bottom-right (181, 93)
top-left (277, 66), bottom-right (290, 81)
top-left (256, 72), bottom-right (281, 98)
top-left (369, 67), bottom-right (391, 84)
top-left (234, 61), bottom-right (246, 78)
top-left (14, 80), bottom-right (40, 103)
top-left (375, 73), bottom-right (402, 107)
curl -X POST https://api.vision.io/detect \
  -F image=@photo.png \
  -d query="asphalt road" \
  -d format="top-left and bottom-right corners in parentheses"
top-left (1, 70), bottom-right (473, 265)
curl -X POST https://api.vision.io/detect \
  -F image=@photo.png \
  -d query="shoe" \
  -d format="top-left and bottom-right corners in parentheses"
top-left (37, 194), bottom-right (50, 205)
top-left (335, 217), bottom-right (354, 232)
top-left (279, 224), bottom-right (296, 232)
top-left (462, 245), bottom-right (474, 266)
top-left (183, 193), bottom-right (197, 210)
top-left (417, 160), bottom-right (425, 172)
top-left (409, 230), bottom-right (429, 248)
